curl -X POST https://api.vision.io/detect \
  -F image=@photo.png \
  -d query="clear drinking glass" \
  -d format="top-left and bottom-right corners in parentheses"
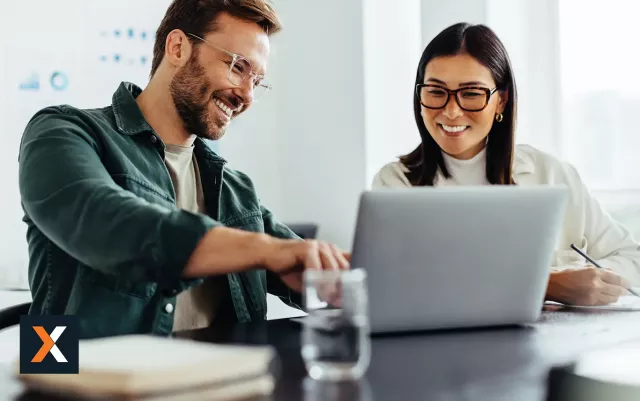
top-left (301, 268), bottom-right (370, 381)
top-left (303, 377), bottom-right (372, 401)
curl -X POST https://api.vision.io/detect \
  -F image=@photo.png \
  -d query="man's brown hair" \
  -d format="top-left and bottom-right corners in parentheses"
top-left (151, 0), bottom-right (282, 77)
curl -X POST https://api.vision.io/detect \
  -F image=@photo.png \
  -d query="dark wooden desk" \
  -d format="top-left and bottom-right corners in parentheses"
top-left (2, 308), bottom-right (640, 401)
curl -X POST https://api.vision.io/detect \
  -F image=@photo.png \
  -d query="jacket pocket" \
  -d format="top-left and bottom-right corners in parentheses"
top-left (221, 210), bottom-right (263, 230)
top-left (111, 174), bottom-right (175, 208)
top-left (67, 267), bottom-right (157, 338)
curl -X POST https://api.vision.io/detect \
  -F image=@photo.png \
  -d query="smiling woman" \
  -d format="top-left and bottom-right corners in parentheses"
top-left (372, 22), bottom-right (640, 306)
top-left (396, 23), bottom-right (516, 186)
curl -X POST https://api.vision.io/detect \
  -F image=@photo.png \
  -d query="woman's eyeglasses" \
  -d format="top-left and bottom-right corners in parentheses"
top-left (416, 84), bottom-right (498, 112)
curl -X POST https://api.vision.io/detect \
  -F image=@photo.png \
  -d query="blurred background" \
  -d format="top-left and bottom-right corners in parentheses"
top-left (1, 0), bottom-right (639, 317)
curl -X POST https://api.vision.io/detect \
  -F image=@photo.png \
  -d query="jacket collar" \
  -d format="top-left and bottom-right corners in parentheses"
top-left (194, 138), bottom-right (227, 165)
top-left (112, 82), bottom-right (227, 164)
top-left (112, 82), bottom-right (154, 136)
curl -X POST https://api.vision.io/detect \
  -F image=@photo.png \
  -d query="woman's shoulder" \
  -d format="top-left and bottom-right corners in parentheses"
top-left (514, 144), bottom-right (583, 185)
top-left (372, 161), bottom-right (412, 188)
top-left (515, 143), bottom-right (563, 167)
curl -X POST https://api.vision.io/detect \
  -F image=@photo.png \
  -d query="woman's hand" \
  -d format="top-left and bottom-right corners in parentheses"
top-left (546, 267), bottom-right (631, 305)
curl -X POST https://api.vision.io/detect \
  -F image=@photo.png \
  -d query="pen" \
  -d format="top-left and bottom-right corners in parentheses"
top-left (570, 243), bottom-right (640, 297)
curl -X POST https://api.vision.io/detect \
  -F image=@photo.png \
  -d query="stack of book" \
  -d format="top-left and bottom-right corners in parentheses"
top-left (15, 334), bottom-right (276, 400)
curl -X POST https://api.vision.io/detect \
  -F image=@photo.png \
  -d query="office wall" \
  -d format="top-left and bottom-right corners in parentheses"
top-left (421, 0), bottom-right (486, 46)
top-left (486, 0), bottom-right (561, 154)
top-left (270, 0), bottom-right (367, 251)
top-left (363, 0), bottom-right (423, 187)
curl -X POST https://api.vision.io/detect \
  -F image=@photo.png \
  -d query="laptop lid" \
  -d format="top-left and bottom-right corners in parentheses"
top-left (350, 186), bottom-right (568, 333)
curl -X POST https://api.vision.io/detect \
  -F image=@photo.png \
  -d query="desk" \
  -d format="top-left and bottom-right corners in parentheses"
top-left (1, 308), bottom-right (640, 401)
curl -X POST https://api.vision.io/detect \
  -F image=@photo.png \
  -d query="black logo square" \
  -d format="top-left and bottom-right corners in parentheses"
top-left (20, 315), bottom-right (79, 374)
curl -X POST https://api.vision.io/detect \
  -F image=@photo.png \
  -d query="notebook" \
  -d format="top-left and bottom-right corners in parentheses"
top-left (15, 334), bottom-right (276, 399)
top-left (545, 295), bottom-right (640, 311)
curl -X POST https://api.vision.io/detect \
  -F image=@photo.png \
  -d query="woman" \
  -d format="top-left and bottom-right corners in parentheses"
top-left (372, 22), bottom-right (640, 306)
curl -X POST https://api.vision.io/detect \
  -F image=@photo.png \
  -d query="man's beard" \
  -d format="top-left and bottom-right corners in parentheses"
top-left (169, 57), bottom-right (226, 141)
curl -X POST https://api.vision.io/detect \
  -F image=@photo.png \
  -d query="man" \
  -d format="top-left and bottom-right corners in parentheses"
top-left (18, 0), bottom-right (348, 339)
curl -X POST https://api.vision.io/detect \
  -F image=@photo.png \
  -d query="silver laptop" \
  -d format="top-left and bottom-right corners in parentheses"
top-left (350, 185), bottom-right (568, 333)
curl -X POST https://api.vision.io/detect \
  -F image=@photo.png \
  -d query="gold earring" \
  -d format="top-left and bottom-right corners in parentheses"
top-left (495, 113), bottom-right (504, 122)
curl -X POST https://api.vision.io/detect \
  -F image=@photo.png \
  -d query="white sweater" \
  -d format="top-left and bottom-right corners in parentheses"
top-left (372, 144), bottom-right (640, 286)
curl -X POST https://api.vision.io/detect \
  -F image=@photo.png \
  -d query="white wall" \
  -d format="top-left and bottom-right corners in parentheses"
top-left (363, 0), bottom-right (423, 187)
top-left (486, 0), bottom-right (562, 154)
top-left (421, 0), bottom-right (486, 46)
top-left (271, 0), bottom-right (367, 251)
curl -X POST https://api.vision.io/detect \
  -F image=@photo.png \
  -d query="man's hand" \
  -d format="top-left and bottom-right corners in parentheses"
top-left (261, 239), bottom-right (350, 292)
top-left (546, 266), bottom-right (630, 306)
top-left (184, 227), bottom-right (349, 293)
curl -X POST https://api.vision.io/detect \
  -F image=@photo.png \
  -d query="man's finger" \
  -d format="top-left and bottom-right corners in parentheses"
top-left (304, 242), bottom-right (323, 270)
top-left (318, 241), bottom-right (339, 270)
top-left (332, 245), bottom-right (350, 270)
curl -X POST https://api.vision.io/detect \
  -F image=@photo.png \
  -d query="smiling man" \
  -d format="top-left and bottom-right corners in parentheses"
top-left (18, 0), bottom-right (348, 339)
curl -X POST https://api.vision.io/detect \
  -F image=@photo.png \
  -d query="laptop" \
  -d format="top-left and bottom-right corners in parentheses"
top-left (350, 185), bottom-right (568, 333)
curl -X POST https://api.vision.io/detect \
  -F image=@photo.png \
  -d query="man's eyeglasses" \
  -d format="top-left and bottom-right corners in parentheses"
top-left (416, 84), bottom-right (498, 112)
top-left (187, 33), bottom-right (272, 102)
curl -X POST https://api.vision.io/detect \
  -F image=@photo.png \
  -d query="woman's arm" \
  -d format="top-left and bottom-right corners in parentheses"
top-left (566, 164), bottom-right (640, 287)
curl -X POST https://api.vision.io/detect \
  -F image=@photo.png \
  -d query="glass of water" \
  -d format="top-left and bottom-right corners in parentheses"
top-left (301, 268), bottom-right (370, 381)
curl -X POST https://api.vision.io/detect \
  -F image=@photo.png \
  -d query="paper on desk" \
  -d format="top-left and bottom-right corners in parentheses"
top-left (546, 295), bottom-right (640, 311)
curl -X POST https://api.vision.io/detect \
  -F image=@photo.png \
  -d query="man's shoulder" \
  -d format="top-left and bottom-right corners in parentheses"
top-left (23, 104), bottom-right (116, 139)
top-left (221, 164), bottom-right (256, 191)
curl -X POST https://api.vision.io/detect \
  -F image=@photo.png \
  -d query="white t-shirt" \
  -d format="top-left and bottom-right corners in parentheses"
top-left (164, 144), bottom-right (222, 333)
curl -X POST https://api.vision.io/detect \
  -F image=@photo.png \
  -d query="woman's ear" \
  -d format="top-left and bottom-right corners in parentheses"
top-left (497, 90), bottom-right (509, 114)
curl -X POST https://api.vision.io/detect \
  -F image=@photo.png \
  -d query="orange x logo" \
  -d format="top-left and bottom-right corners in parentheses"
top-left (31, 326), bottom-right (68, 363)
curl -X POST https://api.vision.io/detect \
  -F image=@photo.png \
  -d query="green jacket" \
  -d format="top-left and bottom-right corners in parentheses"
top-left (18, 82), bottom-right (301, 339)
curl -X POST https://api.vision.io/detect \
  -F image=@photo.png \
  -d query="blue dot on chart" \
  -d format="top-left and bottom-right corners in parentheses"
top-left (128, 28), bottom-right (135, 38)
top-left (100, 55), bottom-right (107, 62)
top-left (141, 31), bottom-right (148, 40)
top-left (141, 56), bottom-right (148, 65)
top-left (114, 29), bottom-right (121, 37)
top-left (114, 54), bottom-right (121, 62)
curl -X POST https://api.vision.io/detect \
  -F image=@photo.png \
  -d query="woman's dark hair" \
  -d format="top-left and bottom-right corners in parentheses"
top-left (400, 22), bottom-right (517, 186)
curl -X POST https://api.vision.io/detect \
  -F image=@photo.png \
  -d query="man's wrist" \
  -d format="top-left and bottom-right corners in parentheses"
top-left (253, 232), bottom-right (279, 268)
